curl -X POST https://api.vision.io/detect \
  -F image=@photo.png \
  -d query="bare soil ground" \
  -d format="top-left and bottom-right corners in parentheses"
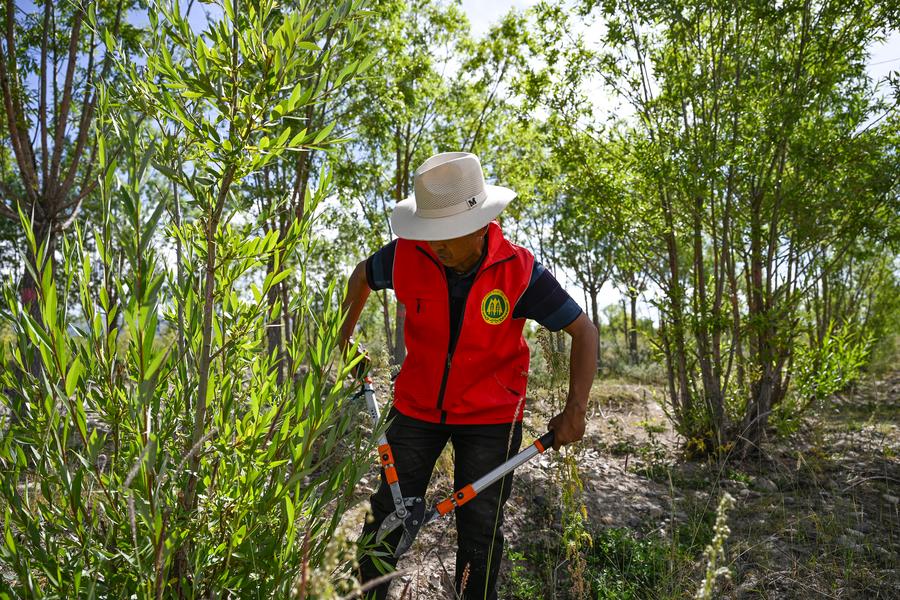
top-left (344, 373), bottom-right (899, 599)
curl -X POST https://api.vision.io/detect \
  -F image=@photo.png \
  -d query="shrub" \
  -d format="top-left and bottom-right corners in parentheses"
top-left (773, 322), bottom-right (872, 436)
top-left (794, 322), bottom-right (872, 404)
top-left (0, 0), bottom-right (374, 596)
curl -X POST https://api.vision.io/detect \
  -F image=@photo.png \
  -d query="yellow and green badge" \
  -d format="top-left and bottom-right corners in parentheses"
top-left (481, 289), bottom-right (510, 325)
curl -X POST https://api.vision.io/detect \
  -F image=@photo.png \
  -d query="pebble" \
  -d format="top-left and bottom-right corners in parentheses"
top-left (837, 535), bottom-right (862, 552)
top-left (852, 523), bottom-right (872, 535)
top-left (753, 476), bottom-right (778, 492)
top-left (736, 573), bottom-right (760, 599)
top-left (882, 494), bottom-right (899, 505)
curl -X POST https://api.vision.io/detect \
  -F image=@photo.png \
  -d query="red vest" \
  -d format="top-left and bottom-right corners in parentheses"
top-left (393, 222), bottom-right (535, 424)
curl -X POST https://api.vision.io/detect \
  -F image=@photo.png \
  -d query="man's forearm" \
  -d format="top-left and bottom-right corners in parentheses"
top-left (548, 313), bottom-right (598, 449)
top-left (340, 260), bottom-right (371, 348)
top-left (564, 313), bottom-right (598, 414)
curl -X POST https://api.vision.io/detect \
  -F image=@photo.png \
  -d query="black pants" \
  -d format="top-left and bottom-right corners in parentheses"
top-left (358, 408), bottom-right (523, 600)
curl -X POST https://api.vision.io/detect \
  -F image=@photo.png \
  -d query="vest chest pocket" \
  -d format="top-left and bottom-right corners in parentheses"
top-left (406, 295), bottom-right (447, 329)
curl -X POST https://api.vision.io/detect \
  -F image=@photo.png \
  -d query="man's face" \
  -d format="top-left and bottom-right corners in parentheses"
top-left (426, 227), bottom-right (486, 270)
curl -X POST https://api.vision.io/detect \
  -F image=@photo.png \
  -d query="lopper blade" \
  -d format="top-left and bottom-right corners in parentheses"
top-left (375, 497), bottom-right (426, 546)
top-left (394, 505), bottom-right (436, 558)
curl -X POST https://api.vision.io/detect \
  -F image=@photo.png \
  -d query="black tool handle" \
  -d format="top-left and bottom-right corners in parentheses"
top-left (536, 430), bottom-right (555, 453)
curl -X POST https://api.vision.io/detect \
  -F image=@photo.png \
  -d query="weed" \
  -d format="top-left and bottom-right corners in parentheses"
top-left (587, 528), bottom-right (668, 598)
top-left (503, 550), bottom-right (543, 598)
top-left (636, 419), bottom-right (667, 435)
top-left (724, 468), bottom-right (751, 485)
top-left (536, 327), bottom-right (593, 597)
top-left (694, 492), bottom-right (735, 599)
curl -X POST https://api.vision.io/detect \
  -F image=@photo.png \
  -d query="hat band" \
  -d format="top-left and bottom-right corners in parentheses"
top-left (415, 190), bottom-right (488, 219)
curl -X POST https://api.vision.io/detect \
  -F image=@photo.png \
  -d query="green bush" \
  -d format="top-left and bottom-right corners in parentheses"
top-left (588, 528), bottom-right (668, 598)
top-left (0, 0), bottom-right (374, 596)
top-left (794, 322), bottom-right (872, 404)
top-left (773, 322), bottom-right (872, 436)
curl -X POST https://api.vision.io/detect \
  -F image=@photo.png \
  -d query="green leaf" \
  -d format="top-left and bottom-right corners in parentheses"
top-left (65, 357), bottom-right (84, 397)
top-left (285, 495), bottom-right (295, 523)
top-left (312, 121), bottom-right (336, 145)
top-left (17, 203), bottom-right (36, 256)
top-left (288, 128), bottom-right (308, 148)
top-left (4, 522), bottom-right (15, 553)
top-left (196, 38), bottom-right (208, 74)
top-left (232, 524), bottom-right (247, 546)
top-left (145, 348), bottom-right (170, 382)
top-left (42, 264), bottom-right (57, 331)
top-left (140, 200), bottom-right (168, 257)
top-left (287, 82), bottom-right (304, 112)
top-left (270, 269), bottom-right (292, 289)
top-left (358, 51), bottom-right (376, 74)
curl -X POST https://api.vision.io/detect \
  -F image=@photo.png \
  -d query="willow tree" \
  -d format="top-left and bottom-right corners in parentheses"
top-left (0, 0), bottom-right (141, 373)
top-left (529, 0), bottom-right (899, 453)
top-left (0, 0), bottom-right (375, 596)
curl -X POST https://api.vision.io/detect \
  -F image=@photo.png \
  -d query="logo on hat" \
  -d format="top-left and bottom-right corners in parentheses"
top-left (481, 289), bottom-right (510, 325)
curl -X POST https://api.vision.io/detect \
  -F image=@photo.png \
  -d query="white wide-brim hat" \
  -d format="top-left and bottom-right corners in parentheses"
top-left (390, 152), bottom-right (516, 241)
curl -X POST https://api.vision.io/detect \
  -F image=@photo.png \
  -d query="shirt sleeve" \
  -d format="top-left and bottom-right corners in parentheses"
top-left (365, 239), bottom-right (398, 291)
top-left (512, 262), bottom-right (583, 331)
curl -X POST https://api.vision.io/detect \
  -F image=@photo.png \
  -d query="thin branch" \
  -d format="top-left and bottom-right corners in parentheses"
top-left (56, 26), bottom-right (96, 207)
top-left (0, 0), bottom-right (38, 203)
top-left (48, 4), bottom-right (84, 194)
top-left (39, 0), bottom-right (51, 196)
top-left (0, 200), bottom-right (16, 220)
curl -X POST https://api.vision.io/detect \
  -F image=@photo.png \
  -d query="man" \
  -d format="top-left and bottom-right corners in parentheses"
top-left (340, 152), bottom-right (597, 599)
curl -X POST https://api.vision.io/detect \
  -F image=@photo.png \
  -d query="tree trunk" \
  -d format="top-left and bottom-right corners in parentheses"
top-left (725, 229), bottom-right (745, 392)
top-left (661, 187), bottom-right (692, 423)
top-left (589, 286), bottom-right (601, 372)
top-left (741, 192), bottom-right (770, 452)
top-left (692, 195), bottom-right (724, 446)
top-left (265, 251), bottom-right (283, 384)
top-left (629, 293), bottom-right (638, 365)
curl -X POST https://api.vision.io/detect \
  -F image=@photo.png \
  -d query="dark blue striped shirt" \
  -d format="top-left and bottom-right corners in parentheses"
top-left (365, 239), bottom-right (582, 332)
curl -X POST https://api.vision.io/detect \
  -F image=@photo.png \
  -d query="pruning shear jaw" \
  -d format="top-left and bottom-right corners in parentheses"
top-left (375, 497), bottom-right (426, 550)
top-left (394, 506), bottom-right (437, 558)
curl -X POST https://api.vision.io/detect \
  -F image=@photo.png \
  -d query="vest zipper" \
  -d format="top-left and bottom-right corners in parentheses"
top-left (416, 246), bottom-right (516, 423)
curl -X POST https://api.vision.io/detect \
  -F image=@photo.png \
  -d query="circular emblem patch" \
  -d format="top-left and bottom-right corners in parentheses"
top-left (481, 289), bottom-right (510, 325)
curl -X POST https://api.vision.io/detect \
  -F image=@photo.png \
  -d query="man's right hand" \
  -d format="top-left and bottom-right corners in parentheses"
top-left (342, 338), bottom-right (371, 381)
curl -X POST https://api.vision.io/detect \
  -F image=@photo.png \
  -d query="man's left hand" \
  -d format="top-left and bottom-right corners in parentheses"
top-left (547, 406), bottom-right (586, 451)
